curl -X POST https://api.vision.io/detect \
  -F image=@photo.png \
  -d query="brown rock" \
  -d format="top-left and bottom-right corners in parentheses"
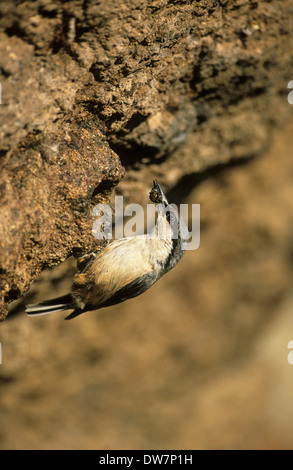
top-left (1, 0), bottom-right (293, 451)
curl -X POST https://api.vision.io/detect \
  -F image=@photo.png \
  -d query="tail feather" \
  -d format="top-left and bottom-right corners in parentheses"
top-left (64, 308), bottom-right (84, 320)
top-left (26, 294), bottom-right (74, 317)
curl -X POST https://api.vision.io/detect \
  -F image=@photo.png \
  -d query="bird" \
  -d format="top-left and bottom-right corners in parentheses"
top-left (26, 179), bottom-right (187, 320)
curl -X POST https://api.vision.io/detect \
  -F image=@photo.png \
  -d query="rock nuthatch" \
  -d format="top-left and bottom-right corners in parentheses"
top-left (26, 180), bottom-right (186, 320)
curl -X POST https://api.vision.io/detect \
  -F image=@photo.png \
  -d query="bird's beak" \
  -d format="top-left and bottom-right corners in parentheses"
top-left (153, 179), bottom-right (169, 206)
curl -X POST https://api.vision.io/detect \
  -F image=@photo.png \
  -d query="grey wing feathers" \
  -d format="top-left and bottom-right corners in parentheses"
top-left (99, 271), bottom-right (157, 308)
top-left (64, 272), bottom-right (157, 320)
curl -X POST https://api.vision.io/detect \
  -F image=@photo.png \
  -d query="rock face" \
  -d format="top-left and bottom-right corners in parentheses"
top-left (0, 0), bottom-right (292, 317)
top-left (0, 0), bottom-right (293, 450)
top-left (0, 123), bottom-right (123, 320)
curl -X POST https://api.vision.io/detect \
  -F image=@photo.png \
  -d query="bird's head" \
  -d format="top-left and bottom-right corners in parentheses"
top-left (149, 179), bottom-right (169, 207)
top-left (149, 179), bottom-right (181, 241)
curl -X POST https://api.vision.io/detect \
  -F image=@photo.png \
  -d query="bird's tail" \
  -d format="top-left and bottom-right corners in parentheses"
top-left (25, 294), bottom-right (74, 317)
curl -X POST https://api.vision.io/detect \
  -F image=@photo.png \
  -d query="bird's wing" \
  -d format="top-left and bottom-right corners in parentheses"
top-left (99, 271), bottom-right (157, 308)
top-left (72, 237), bottom-right (156, 309)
